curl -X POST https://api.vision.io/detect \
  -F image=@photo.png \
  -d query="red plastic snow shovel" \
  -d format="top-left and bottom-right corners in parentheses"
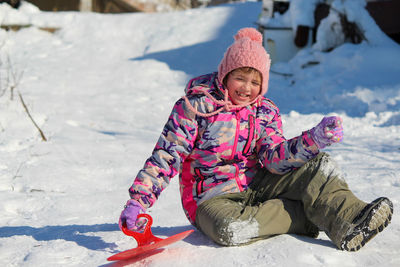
top-left (107, 214), bottom-right (194, 261)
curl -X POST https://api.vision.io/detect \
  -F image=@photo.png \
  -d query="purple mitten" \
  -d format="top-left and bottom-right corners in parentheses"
top-left (309, 116), bottom-right (343, 149)
top-left (119, 199), bottom-right (146, 231)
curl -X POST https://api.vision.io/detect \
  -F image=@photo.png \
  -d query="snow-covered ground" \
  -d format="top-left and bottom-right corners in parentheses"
top-left (0, 1), bottom-right (399, 266)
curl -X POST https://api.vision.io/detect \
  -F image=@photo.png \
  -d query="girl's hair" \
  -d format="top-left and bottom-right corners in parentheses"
top-left (222, 67), bottom-right (262, 86)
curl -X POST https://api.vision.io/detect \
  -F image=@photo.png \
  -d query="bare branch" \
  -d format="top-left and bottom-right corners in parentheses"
top-left (18, 91), bottom-right (47, 142)
top-left (1, 48), bottom-right (47, 142)
top-left (7, 55), bottom-right (23, 100)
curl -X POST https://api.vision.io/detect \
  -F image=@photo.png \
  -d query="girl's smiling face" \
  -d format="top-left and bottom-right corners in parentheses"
top-left (225, 68), bottom-right (262, 105)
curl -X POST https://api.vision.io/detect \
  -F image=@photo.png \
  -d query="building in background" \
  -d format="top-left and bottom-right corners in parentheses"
top-left (258, 0), bottom-right (400, 63)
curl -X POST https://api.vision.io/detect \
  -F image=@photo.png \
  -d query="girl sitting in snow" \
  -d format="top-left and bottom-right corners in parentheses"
top-left (119, 27), bottom-right (393, 251)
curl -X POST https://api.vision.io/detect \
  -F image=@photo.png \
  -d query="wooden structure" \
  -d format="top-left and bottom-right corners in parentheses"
top-left (25, 0), bottom-right (157, 12)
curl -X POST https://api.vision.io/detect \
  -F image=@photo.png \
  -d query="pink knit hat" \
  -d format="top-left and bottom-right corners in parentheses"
top-left (182, 28), bottom-right (271, 117)
top-left (218, 27), bottom-right (271, 96)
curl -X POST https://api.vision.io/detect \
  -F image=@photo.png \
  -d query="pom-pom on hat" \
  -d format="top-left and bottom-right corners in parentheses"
top-left (218, 28), bottom-right (271, 96)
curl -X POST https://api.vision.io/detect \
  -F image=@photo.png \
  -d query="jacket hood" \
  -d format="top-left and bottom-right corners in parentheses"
top-left (184, 72), bottom-right (225, 99)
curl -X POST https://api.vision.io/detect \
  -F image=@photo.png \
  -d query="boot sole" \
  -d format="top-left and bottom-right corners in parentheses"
top-left (341, 197), bottom-right (393, 252)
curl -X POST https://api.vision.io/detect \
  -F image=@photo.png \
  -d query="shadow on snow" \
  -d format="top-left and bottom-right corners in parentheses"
top-left (129, 3), bottom-right (261, 78)
top-left (0, 223), bottom-right (199, 252)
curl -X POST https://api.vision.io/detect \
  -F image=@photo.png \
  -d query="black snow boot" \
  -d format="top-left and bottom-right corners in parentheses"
top-left (340, 197), bottom-right (393, 252)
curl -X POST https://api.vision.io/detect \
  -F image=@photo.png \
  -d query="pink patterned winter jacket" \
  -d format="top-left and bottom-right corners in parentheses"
top-left (129, 73), bottom-right (319, 225)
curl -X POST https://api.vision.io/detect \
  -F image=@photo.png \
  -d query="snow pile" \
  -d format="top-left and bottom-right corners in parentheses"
top-left (0, 1), bottom-right (39, 25)
top-left (0, 1), bottom-right (399, 266)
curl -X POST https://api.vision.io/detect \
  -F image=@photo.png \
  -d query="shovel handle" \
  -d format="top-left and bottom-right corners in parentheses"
top-left (121, 214), bottom-right (162, 246)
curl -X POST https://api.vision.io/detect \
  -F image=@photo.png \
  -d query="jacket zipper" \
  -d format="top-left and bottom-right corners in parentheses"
top-left (234, 164), bottom-right (243, 191)
top-left (243, 114), bottom-right (255, 154)
top-left (232, 111), bottom-right (243, 191)
top-left (230, 111), bottom-right (241, 160)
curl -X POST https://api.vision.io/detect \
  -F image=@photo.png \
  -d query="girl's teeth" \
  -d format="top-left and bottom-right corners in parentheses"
top-left (237, 92), bottom-right (248, 97)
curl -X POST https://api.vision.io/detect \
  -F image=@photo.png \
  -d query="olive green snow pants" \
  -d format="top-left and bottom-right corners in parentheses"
top-left (195, 153), bottom-right (367, 248)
